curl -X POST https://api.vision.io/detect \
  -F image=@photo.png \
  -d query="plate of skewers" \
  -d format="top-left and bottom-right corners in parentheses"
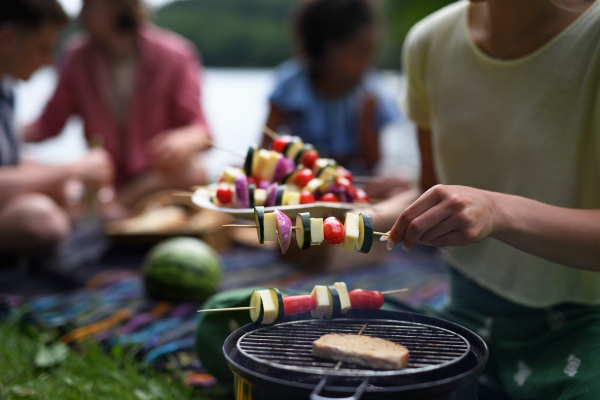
top-left (180, 127), bottom-right (377, 220)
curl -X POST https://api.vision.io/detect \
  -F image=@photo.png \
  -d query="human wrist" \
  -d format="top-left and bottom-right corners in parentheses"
top-left (489, 191), bottom-right (519, 240)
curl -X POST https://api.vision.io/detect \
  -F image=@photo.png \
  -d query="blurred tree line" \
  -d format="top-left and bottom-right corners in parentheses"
top-left (153, 0), bottom-right (455, 69)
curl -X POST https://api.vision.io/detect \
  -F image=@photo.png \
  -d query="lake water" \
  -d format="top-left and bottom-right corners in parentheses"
top-left (14, 67), bottom-right (420, 181)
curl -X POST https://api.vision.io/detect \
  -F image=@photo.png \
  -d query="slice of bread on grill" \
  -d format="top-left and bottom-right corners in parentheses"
top-left (312, 334), bottom-right (409, 370)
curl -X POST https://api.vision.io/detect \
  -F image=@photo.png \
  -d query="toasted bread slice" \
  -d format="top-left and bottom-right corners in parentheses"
top-left (312, 334), bottom-right (409, 370)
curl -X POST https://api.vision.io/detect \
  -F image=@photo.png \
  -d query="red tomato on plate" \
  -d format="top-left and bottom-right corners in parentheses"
top-left (301, 149), bottom-right (319, 170)
top-left (323, 217), bottom-right (344, 245)
top-left (296, 168), bottom-right (314, 188)
top-left (299, 191), bottom-right (316, 204)
top-left (272, 135), bottom-right (292, 153)
top-left (321, 193), bottom-right (339, 202)
top-left (216, 185), bottom-right (233, 204)
top-left (355, 188), bottom-right (370, 203)
top-left (337, 166), bottom-right (353, 182)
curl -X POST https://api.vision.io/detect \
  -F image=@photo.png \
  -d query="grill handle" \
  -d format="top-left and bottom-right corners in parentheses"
top-left (310, 376), bottom-right (369, 400)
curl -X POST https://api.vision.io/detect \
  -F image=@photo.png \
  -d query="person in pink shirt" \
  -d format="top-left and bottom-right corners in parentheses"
top-left (24, 0), bottom-right (211, 211)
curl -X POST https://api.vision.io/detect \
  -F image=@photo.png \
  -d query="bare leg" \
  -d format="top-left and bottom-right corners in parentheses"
top-left (0, 193), bottom-right (70, 253)
top-left (117, 156), bottom-right (207, 209)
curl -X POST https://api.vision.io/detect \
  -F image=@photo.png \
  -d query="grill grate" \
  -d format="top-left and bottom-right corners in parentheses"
top-left (237, 318), bottom-right (471, 377)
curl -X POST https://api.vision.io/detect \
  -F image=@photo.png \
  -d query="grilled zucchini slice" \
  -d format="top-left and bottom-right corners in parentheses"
top-left (244, 145), bottom-right (258, 177)
top-left (334, 282), bottom-right (351, 314)
top-left (249, 289), bottom-right (264, 324)
top-left (324, 285), bottom-right (342, 319)
top-left (295, 212), bottom-right (311, 250)
top-left (248, 184), bottom-right (256, 209)
top-left (269, 288), bottom-right (285, 322)
top-left (254, 206), bottom-right (265, 244)
top-left (356, 213), bottom-right (374, 254)
top-left (275, 185), bottom-right (287, 206)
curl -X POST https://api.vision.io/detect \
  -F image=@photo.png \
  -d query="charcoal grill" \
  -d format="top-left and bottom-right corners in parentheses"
top-left (224, 309), bottom-right (488, 400)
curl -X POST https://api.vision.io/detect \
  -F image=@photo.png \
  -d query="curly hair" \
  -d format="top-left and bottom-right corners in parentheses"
top-left (0, 0), bottom-right (69, 31)
top-left (293, 0), bottom-right (377, 64)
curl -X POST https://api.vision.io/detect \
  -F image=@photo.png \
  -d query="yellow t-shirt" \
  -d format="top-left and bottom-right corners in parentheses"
top-left (402, 0), bottom-right (600, 307)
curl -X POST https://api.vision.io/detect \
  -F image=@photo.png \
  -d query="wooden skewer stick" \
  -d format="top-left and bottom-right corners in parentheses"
top-left (223, 224), bottom-right (300, 230)
top-left (262, 125), bottom-right (279, 140)
top-left (380, 288), bottom-right (410, 295)
top-left (172, 191), bottom-right (194, 197)
top-left (204, 139), bottom-right (245, 159)
top-left (198, 306), bottom-right (255, 313)
top-left (376, 231), bottom-right (453, 252)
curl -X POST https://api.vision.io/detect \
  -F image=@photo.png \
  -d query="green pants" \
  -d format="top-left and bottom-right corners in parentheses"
top-left (397, 269), bottom-right (600, 400)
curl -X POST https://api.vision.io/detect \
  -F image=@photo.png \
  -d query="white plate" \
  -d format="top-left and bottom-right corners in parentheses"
top-left (190, 188), bottom-right (359, 220)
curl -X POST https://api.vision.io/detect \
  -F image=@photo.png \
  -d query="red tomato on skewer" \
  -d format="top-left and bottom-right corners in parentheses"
top-left (299, 191), bottom-right (316, 204)
top-left (323, 217), bottom-right (344, 245)
top-left (283, 295), bottom-right (316, 315)
top-left (216, 185), bottom-right (233, 204)
top-left (296, 168), bottom-right (314, 188)
top-left (301, 149), bottom-right (319, 170)
top-left (272, 135), bottom-right (292, 153)
top-left (321, 193), bottom-right (339, 202)
top-left (348, 289), bottom-right (384, 310)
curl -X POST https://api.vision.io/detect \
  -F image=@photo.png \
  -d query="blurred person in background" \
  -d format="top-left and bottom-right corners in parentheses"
top-left (262, 0), bottom-right (402, 180)
top-left (23, 0), bottom-right (211, 212)
top-left (0, 0), bottom-right (114, 254)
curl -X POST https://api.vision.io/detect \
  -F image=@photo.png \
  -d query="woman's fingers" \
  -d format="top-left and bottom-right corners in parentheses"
top-left (400, 204), bottom-right (455, 250)
top-left (417, 215), bottom-right (461, 247)
top-left (388, 185), bottom-right (445, 248)
top-left (428, 230), bottom-right (472, 248)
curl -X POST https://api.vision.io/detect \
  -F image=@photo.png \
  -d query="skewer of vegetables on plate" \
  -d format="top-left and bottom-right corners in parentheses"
top-left (210, 137), bottom-right (370, 208)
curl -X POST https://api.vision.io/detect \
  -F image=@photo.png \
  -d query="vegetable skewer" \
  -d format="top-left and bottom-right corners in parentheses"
top-left (222, 222), bottom-right (452, 251)
top-left (198, 284), bottom-right (410, 322)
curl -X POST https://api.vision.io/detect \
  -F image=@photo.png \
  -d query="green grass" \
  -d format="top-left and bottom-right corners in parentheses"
top-left (0, 320), bottom-right (229, 400)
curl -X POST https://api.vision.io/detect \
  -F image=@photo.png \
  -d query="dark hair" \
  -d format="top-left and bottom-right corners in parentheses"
top-left (0, 0), bottom-right (69, 31)
top-left (293, 0), bottom-right (376, 63)
top-left (111, 0), bottom-right (147, 33)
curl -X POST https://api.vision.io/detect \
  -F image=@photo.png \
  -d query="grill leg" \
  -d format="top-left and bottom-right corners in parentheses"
top-left (310, 377), bottom-right (369, 400)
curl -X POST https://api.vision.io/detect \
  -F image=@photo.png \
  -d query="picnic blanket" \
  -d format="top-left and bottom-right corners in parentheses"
top-left (17, 244), bottom-right (448, 388)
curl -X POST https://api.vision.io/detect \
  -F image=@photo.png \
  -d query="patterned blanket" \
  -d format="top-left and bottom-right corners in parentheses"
top-left (19, 244), bottom-right (448, 387)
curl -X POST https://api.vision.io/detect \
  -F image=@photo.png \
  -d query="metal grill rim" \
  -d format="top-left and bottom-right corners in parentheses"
top-left (236, 318), bottom-right (471, 377)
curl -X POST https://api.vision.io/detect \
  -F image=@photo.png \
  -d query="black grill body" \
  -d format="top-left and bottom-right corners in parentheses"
top-left (223, 309), bottom-right (488, 400)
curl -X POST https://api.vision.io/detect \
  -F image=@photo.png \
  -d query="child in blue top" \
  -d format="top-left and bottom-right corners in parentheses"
top-left (262, 0), bottom-right (399, 173)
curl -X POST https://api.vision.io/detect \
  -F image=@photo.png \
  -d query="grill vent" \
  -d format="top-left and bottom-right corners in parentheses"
top-left (237, 318), bottom-right (470, 377)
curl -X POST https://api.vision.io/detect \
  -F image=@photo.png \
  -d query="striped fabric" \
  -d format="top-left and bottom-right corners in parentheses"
top-left (0, 78), bottom-right (19, 166)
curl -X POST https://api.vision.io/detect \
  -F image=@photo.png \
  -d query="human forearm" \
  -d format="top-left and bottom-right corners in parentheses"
top-left (173, 125), bottom-right (211, 152)
top-left (388, 185), bottom-right (600, 271)
top-left (491, 192), bottom-right (600, 270)
top-left (0, 163), bottom-right (75, 202)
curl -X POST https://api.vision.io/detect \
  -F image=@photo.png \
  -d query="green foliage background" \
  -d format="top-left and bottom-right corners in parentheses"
top-left (153, 0), bottom-right (455, 69)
